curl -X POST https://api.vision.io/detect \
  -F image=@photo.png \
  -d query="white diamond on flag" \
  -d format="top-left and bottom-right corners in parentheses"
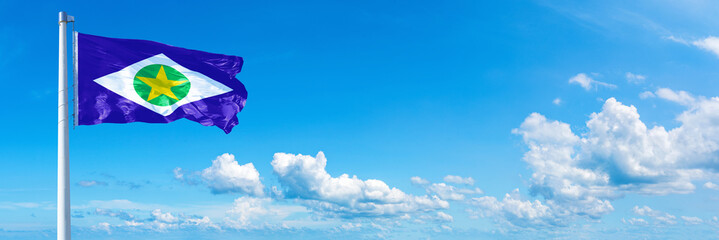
top-left (93, 53), bottom-right (232, 116)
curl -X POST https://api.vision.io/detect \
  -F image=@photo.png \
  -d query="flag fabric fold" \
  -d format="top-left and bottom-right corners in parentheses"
top-left (76, 33), bottom-right (247, 133)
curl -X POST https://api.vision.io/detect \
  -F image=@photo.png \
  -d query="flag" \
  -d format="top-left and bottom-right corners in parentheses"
top-left (75, 33), bottom-right (247, 133)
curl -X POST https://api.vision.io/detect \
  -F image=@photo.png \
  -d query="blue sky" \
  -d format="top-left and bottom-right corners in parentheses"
top-left (2, 0), bottom-right (719, 239)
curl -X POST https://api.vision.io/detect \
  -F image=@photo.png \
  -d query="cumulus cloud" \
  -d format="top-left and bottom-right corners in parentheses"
top-left (470, 189), bottom-right (560, 228)
top-left (478, 92), bottom-right (719, 227)
top-left (271, 152), bottom-right (449, 218)
top-left (443, 175), bottom-right (475, 185)
top-left (693, 36), bottom-right (719, 58)
top-left (151, 209), bottom-right (178, 223)
top-left (339, 222), bottom-right (363, 231)
top-left (435, 211), bottom-right (454, 222)
top-left (553, 98), bottom-right (561, 105)
top-left (419, 211), bottom-right (454, 223)
top-left (569, 73), bottom-right (616, 91)
top-left (626, 72), bottom-right (646, 84)
top-left (223, 196), bottom-right (307, 230)
top-left (703, 182), bottom-right (719, 190)
top-left (632, 206), bottom-right (677, 225)
top-left (410, 176), bottom-right (429, 185)
top-left (520, 96), bottom-right (719, 194)
top-left (424, 183), bottom-right (483, 201)
top-left (201, 153), bottom-right (265, 196)
top-left (224, 196), bottom-right (271, 229)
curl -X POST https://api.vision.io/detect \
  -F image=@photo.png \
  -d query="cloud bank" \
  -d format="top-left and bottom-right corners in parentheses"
top-left (477, 91), bottom-right (719, 227)
top-left (271, 152), bottom-right (449, 218)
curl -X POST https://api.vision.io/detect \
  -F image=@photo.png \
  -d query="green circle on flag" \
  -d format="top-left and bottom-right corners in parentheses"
top-left (133, 64), bottom-right (191, 106)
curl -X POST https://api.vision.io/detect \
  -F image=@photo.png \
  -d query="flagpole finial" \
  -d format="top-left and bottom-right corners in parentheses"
top-left (59, 11), bottom-right (74, 23)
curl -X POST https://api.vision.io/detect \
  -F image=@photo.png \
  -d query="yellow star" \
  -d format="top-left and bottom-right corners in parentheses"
top-left (136, 66), bottom-right (188, 101)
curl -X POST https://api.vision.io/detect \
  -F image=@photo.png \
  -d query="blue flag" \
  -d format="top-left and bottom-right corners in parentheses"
top-left (75, 33), bottom-right (247, 133)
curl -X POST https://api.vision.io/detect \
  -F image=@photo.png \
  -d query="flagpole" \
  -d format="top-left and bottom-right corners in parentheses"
top-left (58, 11), bottom-right (72, 240)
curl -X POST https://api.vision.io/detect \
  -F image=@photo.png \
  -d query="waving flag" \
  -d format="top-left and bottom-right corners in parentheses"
top-left (75, 33), bottom-right (247, 133)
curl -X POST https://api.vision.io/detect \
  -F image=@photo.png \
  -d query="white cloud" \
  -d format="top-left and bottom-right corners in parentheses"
top-left (339, 222), bottom-right (362, 231)
top-left (489, 93), bottom-right (719, 227)
top-left (93, 208), bottom-right (135, 221)
top-left (146, 211), bottom-right (220, 231)
top-left (666, 35), bottom-right (689, 45)
top-left (639, 91), bottom-right (655, 99)
top-left (424, 183), bottom-right (483, 201)
top-left (77, 180), bottom-right (107, 187)
top-left (173, 167), bottom-right (184, 181)
top-left (87, 206), bottom-right (220, 232)
top-left (410, 176), bottom-right (429, 185)
top-left (172, 167), bottom-right (200, 185)
top-left (569, 73), bottom-right (616, 91)
top-left (223, 196), bottom-right (307, 230)
top-left (655, 88), bottom-right (696, 106)
top-left (201, 153), bottom-right (265, 196)
top-left (626, 72), bottom-right (646, 84)
top-left (656, 216), bottom-right (677, 225)
top-left (426, 183), bottom-right (466, 201)
top-left (151, 209), bottom-right (178, 223)
top-left (443, 175), bottom-right (474, 185)
top-left (632, 206), bottom-right (677, 225)
top-left (440, 225), bottom-right (452, 231)
top-left (703, 182), bottom-right (719, 190)
top-left (93, 222), bottom-right (111, 234)
top-left (419, 211), bottom-right (454, 223)
top-left (693, 36), bottom-right (719, 58)
top-left (470, 189), bottom-right (560, 227)
top-left (184, 216), bottom-right (219, 230)
top-left (669, 36), bottom-right (719, 58)
top-left (631, 205), bottom-right (654, 216)
top-left (271, 152), bottom-right (449, 217)
top-left (681, 216), bottom-right (703, 225)
top-left (224, 196), bottom-right (271, 229)
top-left (710, 216), bottom-right (719, 227)
top-left (436, 211), bottom-right (454, 222)
top-left (553, 98), bottom-right (561, 105)
top-left (622, 217), bottom-right (648, 226)
top-left (517, 96), bottom-right (719, 196)
top-left (0, 201), bottom-right (53, 210)
top-left (124, 220), bottom-right (144, 227)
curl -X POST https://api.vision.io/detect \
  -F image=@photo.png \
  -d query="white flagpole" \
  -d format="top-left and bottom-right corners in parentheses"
top-left (58, 11), bottom-right (72, 240)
